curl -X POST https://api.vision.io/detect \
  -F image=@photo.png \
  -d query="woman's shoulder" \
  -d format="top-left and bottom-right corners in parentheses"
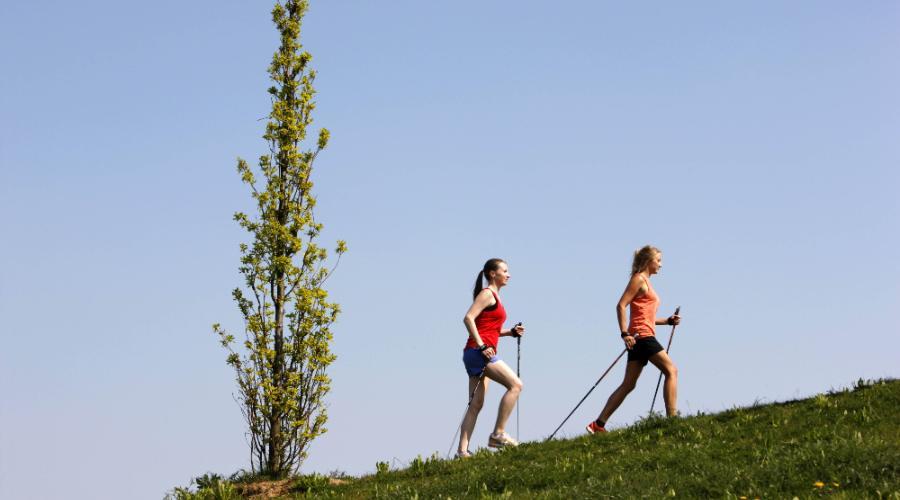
top-left (629, 273), bottom-right (649, 290)
top-left (477, 287), bottom-right (498, 303)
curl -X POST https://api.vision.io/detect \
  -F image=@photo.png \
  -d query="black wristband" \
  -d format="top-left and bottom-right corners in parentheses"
top-left (666, 317), bottom-right (675, 325)
top-left (620, 332), bottom-right (630, 338)
top-left (479, 344), bottom-right (490, 352)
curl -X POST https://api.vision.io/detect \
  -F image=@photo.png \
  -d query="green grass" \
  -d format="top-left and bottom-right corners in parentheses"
top-left (319, 379), bottom-right (900, 499)
top-left (171, 379), bottom-right (900, 498)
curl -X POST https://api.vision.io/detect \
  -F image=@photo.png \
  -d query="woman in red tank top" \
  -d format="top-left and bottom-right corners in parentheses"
top-left (456, 258), bottom-right (525, 457)
top-left (586, 246), bottom-right (682, 434)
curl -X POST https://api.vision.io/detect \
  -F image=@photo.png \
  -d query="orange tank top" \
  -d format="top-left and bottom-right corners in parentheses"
top-left (628, 275), bottom-right (659, 338)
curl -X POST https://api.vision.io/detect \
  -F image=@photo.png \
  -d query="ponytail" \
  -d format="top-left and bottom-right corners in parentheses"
top-left (472, 270), bottom-right (486, 300)
top-left (472, 258), bottom-right (505, 300)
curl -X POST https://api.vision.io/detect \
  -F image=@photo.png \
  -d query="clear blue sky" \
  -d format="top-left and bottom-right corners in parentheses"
top-left (1, 1), bottom-right (898, 498)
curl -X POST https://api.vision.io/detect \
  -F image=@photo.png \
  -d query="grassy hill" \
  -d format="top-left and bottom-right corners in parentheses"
top-left (171, 379), bottom-right (900, 499)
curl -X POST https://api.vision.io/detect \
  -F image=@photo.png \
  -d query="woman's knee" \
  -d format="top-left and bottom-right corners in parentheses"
top-left (624, 371), bottom-right (643, 391)
top-left (617, 378), bottom-right (637, 393)
top-left (665, 363), bottom-right (678, 379)
top-left (470, 396), bottom-right (485, 412)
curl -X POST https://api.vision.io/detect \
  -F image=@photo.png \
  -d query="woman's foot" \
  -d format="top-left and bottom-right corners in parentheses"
top-left (455, 449), bottom-right (472, 458)
top-left (488, 432), bottom-right (518, 448)
top-left (585, 421), bottom-right (607, 434)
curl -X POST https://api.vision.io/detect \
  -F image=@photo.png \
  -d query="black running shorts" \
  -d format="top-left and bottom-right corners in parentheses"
top-left (627, 336), bottom-right (664, 366)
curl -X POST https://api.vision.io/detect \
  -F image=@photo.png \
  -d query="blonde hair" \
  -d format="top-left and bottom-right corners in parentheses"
top-left (631, 245), bottom-right (660, 275)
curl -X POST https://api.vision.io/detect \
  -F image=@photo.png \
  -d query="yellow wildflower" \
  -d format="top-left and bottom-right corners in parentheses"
top-left (813, 481), bottom-right (825, 488)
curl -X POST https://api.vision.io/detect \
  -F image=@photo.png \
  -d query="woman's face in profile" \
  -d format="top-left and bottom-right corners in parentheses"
top-left (490, 262), bottom-right (510, 286)
top-left (648, 253), bottom-right (662, 275)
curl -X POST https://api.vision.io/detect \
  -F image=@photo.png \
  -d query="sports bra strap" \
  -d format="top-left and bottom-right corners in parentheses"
top-left (637, 274), bottom-right (653, 294)
top-left (483, 288), bottom-right (500, 310)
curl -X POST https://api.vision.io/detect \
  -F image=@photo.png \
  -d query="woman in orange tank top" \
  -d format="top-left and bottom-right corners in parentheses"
top-left (586, 246), bottom-right (682, 434)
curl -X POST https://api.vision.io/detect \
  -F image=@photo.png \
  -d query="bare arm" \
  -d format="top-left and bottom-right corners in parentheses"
top-left (500, 322), bottom-right (525, 337)
top-left (655, 307), bottom-right (681, 326)
top-left (616, 275), bottom-right (645, 349)
top-left (616, 275), bottom-right (644, 333)
top-left (463, 289), bottom-right (496, 357)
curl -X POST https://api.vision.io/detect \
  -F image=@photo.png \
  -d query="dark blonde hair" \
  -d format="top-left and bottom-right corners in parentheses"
top-left (473, 258), bottom-right (505, 300)
top-left (631, 245), bottom-right (660, 275)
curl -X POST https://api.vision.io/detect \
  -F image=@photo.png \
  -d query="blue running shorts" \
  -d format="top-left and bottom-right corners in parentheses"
top-left (462, 347), bottom-right (499, 377)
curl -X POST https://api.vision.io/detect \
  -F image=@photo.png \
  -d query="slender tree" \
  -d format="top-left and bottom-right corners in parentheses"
top-left (213, 0), bottom-right (345, 477)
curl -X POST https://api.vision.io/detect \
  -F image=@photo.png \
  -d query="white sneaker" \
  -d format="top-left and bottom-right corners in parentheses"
top-left (487, 432), bottom-right (518, 448)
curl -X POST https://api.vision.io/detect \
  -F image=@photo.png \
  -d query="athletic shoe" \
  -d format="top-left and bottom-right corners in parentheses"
top-left (455, 450), bottom-right (472, 459)
top-left (585, 421), bottom-right (607, 434)
top-left (487, 432), bottom-right (519, 448)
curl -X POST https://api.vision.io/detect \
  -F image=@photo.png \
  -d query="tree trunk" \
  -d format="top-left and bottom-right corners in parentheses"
top-left (269, 275), bottom-right (285, 476)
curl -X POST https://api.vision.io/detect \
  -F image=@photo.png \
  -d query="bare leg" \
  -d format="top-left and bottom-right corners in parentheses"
top-left (483, 360), bottom-right (523, 435)
top-left (458, 376), bottom-right (489, 453)
top-left (648, 350), bottom-right (678, 416)
top-left (597, 361), bottom-right (644, 423)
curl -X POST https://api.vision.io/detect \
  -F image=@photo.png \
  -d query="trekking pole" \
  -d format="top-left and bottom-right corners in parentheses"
top-left (650, 306), bottom-right (681, 415)
top-left (514, 322), bottom-right (522, 442)
top-left (547, 347), bottom-right (628, 441)
top-left (447, 370), bottom-right (488, 459)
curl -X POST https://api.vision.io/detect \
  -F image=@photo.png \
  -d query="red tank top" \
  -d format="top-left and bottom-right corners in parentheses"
top-left (464, 288), bottom-right (507, 350)
top-left (628, 275), bottom-right (659, 338)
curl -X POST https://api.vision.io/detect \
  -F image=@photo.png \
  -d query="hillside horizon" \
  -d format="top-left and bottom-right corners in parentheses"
top-left (169, 378), bottom-right (900, 498)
